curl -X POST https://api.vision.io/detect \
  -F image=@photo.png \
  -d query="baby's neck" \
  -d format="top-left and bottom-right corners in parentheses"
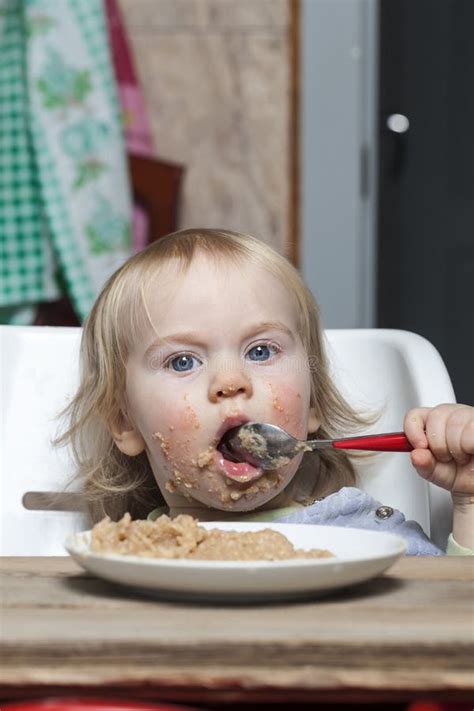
top-left (167, 505), bottom-right (253, 521)
top-left (168, 494), bottom-right (304, 522)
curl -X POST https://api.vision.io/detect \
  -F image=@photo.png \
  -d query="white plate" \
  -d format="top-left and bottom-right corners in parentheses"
top-left (65, 522), bottom-right (406, 602)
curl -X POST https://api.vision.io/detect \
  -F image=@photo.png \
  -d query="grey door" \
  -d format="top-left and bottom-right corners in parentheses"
top-left (377, 0), bottom-right (474, 404)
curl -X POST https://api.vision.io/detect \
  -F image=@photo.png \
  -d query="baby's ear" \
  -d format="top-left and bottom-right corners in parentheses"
top-left (110, 410), bottom-right (146, 456)
top-left (307, 407), bottom-right (320, 434)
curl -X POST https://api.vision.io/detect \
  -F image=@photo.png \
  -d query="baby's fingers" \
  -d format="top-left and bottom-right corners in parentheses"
top-left (446, 406), bottom-right (474, 464)
top-left (404, 408), bottom-right (430, 449)
top-left (410, 448), bottom-right (433, 471)
top-left (410, 449), bottom-right (455, 490)
top-left (459, 408), bottom-right (474, 455)
top-left (422, 404), bottom-right (464, 463)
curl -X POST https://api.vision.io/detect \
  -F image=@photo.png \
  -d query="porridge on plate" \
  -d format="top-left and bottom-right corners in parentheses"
top-left (91, 513), bottom-right (333, 561)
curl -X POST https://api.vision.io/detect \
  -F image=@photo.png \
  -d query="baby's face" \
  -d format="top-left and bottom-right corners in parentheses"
top-left (116, 253), bottom-right (319, 512)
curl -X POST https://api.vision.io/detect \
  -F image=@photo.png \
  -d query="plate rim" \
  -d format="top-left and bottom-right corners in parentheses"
top-left (65, 522), bottom-right (407, 569)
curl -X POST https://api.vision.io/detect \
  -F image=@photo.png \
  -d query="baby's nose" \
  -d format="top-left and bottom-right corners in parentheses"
top-left (208, 366), bottom-right (253, 402)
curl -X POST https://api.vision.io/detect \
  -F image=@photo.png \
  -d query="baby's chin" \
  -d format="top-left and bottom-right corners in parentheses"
top-left (190, 495), bottom-right (277, 514)
top-left (164, 457), bottom-right (301, 514)
top-left (182, 477), bottom-right (288, 513)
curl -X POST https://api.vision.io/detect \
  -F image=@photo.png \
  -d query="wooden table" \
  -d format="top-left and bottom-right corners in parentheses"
top-left (1, 556), bottom-right (473, 705)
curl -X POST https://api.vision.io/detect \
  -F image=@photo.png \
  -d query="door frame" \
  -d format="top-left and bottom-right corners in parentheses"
top-left (300, 0), bottom-right (379, 328)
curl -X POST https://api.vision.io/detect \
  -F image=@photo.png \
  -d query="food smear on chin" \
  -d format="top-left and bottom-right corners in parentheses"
top-left (165, 468), bottom-right (194, 501)
top-left (165, 479), bottom-right (177, 493)
top-left (219, 469), bottom-right (282, 505)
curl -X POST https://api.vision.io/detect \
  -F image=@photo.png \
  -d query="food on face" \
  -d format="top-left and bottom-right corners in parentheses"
top-left (196, 446), bottom-right (214, 468)
top-left (152, 431), bottom-right (170, 457)
top-left (91, 513), bottom-right (334, 561)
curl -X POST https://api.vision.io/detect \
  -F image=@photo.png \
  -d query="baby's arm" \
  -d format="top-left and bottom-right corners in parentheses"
top-left (404, 404), bottom-right (474, 550)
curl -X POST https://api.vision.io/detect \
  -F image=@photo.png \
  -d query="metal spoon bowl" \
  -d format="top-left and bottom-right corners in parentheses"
top-left (220, 422), bottom-right (413, 470)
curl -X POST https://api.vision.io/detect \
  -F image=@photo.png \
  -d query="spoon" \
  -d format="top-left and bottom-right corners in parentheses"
top-left (220, 422), bottom-right (413, 470)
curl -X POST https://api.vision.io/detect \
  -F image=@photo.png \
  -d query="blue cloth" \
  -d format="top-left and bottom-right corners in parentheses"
top-left (275, 487), bottom-right (443, 556)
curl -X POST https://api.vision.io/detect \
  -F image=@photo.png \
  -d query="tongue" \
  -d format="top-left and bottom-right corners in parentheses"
top-left (217, 454), bottom-right (263, 483)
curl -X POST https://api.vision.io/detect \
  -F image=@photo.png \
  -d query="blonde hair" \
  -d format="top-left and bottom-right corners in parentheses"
top-left (57, 228), bottom-right (374, 522)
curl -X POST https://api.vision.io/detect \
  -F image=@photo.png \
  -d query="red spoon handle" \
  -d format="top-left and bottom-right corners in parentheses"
top-left (332, 432), bottom-right (413, 452)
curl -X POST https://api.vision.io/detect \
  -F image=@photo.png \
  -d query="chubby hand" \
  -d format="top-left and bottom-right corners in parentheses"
top-left (404, 404), bottom-right (474, 496)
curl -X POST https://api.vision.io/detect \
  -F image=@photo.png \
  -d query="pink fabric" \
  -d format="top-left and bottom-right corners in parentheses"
top-left (105, 0), bottom-right (155, 252)
top-left (120, 84), bottom-right (154, 155)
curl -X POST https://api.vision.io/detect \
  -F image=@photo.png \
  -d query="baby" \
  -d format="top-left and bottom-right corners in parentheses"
top-left (59, 228), bottom-right (473, 555)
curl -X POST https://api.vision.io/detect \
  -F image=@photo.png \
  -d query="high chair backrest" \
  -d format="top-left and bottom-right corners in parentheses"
top-left (1, 326), bottom-right (84, 555)
top-left (0, 326), bottom-right (455, 555)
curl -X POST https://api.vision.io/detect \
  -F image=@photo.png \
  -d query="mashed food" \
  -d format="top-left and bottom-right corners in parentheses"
top-left (91, 513), bottom-right (333, 561)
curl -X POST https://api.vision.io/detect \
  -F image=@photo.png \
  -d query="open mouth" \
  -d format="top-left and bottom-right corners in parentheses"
top-left (215, 417), bottom-right (264, 483)
top-left (215, 416), bottom-right (248, 461)
top-left (216, 435), bottom-right (242, 463)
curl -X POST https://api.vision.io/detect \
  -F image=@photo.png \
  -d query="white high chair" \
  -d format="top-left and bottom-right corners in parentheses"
top-left (0, 325), bottom-right (455, 555)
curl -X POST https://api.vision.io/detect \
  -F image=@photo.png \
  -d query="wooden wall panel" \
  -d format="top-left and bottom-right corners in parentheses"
top-left (119, 0), bottom-right (298, 260)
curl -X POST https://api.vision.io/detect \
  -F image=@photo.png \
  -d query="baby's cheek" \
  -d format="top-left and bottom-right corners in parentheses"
top-left (180, 395), bottom-right (202, 433)
top-left (267, 382), bottom-right (308, 436)
top-left (166, 397), bottom-right (202, 438)
top-left (151, 402), bottom-right (201, 465)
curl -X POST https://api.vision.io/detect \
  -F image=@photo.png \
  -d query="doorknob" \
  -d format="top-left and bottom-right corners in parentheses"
top-left (386, 113), bottom-right (410, 133)
top-left (384, 114), bottom-right (410, 179)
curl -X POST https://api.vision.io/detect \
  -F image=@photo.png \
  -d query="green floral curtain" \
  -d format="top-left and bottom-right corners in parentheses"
top-left (0, 0), bottom-right (132, 323)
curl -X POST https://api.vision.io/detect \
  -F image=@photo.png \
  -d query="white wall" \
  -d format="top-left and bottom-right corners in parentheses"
top-left (300, 0), bottom-right (378, 328)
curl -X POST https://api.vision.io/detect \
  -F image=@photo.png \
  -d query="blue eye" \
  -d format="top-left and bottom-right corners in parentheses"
top-left (168, 354), bottom-right (201, 372)
top-left (246, 343), bottom-right (278, 362)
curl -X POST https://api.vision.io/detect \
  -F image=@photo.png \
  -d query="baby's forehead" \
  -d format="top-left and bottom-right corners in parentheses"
top-left (118, 251), bottom-right (312, 363)
top-left (137, 251), bottom-right (302, 336)
top-left (144, 250), bottom-right (287, 292)
top-left (141, 255), bottom-right (298, 328)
